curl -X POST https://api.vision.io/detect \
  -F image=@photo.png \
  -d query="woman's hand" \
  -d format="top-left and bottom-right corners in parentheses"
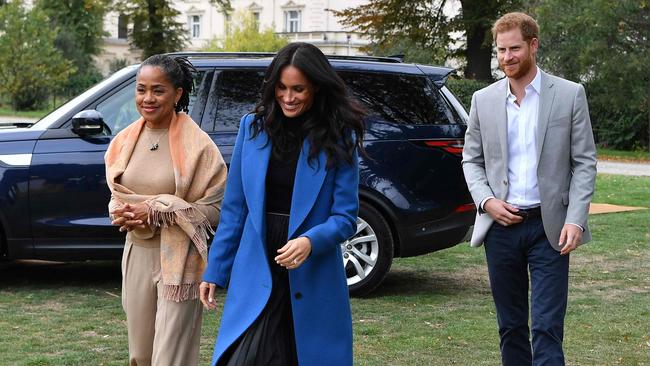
top-left (110, 203), bottom-right (148, 232)
top-left (275, 236), bottom-right (312, 269)
top-left (199, 281), bottom-right (219, 310)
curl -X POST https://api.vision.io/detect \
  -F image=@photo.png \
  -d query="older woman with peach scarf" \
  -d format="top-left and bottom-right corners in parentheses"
top-left (105, 54), bottom-right (227, 366)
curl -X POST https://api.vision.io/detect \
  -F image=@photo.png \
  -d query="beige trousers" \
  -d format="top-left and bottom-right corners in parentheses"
top-left (121, 241), bottom-right (203, 366)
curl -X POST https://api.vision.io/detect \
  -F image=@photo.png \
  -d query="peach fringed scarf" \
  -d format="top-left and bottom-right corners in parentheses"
top-left (105, 112), bottom-right (227, 302)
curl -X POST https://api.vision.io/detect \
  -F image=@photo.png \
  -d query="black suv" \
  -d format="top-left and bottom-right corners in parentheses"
top-left (0, 53), bottom-right (474, 295)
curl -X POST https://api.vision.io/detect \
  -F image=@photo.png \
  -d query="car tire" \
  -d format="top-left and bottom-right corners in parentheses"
top-left (341, 201), bottom-right (394, 297)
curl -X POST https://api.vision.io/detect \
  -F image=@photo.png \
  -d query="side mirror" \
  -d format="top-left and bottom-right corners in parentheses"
top-left (71, 110), bottom-right (106, 136)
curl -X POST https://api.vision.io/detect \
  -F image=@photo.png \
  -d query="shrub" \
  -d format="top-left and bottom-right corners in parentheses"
top-left (445, 78), bottom-right (489, 111)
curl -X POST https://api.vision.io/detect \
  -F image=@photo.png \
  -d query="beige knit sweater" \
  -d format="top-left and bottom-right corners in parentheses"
top-left (120, 126), bottom-right (219, 246)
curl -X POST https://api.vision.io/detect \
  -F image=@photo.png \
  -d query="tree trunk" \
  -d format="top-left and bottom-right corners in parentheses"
top-left (460, 0), bottom-right (495, 81)
top-left (145, 0), bottom-right (164, 58)
top-left (464, 23), bottom-right (493, 81)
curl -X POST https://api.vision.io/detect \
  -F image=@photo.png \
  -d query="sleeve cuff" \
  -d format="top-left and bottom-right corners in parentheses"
top-left (566, 223), bottom-right (584, 231)
top-left (479, 196), bottom-right (495, 213)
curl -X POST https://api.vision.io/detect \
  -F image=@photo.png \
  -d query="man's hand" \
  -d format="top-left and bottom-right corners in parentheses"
top-left (199, 281), bottom-right (218, 310)
top-left (559, 224), bottom-right (582, 255)
top-left (484, 198), bottom-right (524, 226)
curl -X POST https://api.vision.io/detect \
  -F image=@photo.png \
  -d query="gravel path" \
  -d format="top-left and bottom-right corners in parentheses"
top-left (597, 160), bottom-right (650, 176)
top-left (0, 116), bottom-right (39, 124)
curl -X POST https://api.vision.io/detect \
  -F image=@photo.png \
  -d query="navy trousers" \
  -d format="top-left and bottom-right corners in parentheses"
top-left (484, 216), bottom-right (569, 366)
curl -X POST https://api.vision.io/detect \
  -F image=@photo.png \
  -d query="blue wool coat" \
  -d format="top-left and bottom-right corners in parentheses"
top-left (203, 114), bottom-right (358, 366)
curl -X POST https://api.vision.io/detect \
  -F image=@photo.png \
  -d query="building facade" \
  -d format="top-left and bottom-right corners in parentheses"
top-left (98, 0), bottom-right (370, 75)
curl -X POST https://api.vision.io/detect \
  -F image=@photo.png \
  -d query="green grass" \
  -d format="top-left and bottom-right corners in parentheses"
top-left (0, 96), bottom-right (72, 120)
top-left (598, 147), bottom-right (650, 162)
top-left (1, 175), bottom-right (649, 365)
top-left (0, 106), bottom-right (52, 120)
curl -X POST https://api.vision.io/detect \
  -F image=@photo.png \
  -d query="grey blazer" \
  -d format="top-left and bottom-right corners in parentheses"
top-left (462, 70), bottom-right (597, 250)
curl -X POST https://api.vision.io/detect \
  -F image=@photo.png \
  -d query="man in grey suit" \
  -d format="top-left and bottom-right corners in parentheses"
top-left (462, 12), bottom-right (597, 365)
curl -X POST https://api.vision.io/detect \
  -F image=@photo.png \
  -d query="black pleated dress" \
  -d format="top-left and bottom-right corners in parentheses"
top-left (218, 115), bottom-right (306, 366)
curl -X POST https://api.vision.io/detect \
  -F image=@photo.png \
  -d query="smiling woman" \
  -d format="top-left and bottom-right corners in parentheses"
top-left (274, 65), bottom-right (316, 118)
top-left (104, 54), bottom-right (228, 366)
top-left (135, 65), bottom-right (182, 129)
top-left (200, 42), bottom-right (365, 366)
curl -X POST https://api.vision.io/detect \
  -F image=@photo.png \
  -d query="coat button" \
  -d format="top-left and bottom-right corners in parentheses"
top-left (294, 292), bottom-right (302, 299)
top-left (503, 180), bottom-right (508, 186)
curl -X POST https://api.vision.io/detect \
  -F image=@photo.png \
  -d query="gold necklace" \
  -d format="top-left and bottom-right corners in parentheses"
top-left (147, 129), bottom-right (169, 151)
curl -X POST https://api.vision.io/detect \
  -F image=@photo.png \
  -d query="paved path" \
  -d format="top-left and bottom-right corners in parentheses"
top-left (0, 116), bottom-right (39, 124)
top-left (598, 160), bottom-right (650, 176)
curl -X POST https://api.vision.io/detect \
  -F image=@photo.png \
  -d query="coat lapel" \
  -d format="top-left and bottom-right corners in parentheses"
top-left (288, 139), bottom-right (328, 239)
top-left (491, 78), bottom-right (509, 175)
top-left (536, 71), bottom-right (556, 162)
top-left (242, 132), bottom-right (271, 239)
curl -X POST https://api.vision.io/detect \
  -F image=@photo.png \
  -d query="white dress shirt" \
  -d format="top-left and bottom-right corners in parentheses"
top-left (478, 67), bottom-right (584, 231)
top-left (504, 67), bottom-right (541, 209)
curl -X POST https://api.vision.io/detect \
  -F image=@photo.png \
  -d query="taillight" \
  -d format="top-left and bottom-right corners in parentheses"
top-left (413, 139), bottom-right (464, 155)
top-left (454, 203), bottom-right (476, 213)
top-left (424, 140), bottom-right (464, 155)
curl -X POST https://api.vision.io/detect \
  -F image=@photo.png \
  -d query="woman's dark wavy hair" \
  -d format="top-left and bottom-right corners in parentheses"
top-left (138, 54), bottom-right (196, 113)
top-left (251, 42), bottom-right (365, 168)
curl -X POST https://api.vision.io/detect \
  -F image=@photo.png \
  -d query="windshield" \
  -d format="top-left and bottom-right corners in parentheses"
top-left (32, 65), bottom-right (139, 130)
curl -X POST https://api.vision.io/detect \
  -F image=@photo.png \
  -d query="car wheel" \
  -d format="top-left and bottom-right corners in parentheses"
top-left (340, 201), bottom-right (393, 296)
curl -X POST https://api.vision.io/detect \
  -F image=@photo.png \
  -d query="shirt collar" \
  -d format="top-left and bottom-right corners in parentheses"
top-left (506, 66), bottom-right (541, 100)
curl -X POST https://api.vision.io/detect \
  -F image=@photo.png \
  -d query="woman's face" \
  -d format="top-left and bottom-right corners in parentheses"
top-left (135, 65), bottom-right (182, 127)
top-left (275, 65), bottom-right (316, 118)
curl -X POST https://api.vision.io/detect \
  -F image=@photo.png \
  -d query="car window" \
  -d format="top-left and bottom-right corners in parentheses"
top-left (204, 70), bottom-right (264, 132)
top-left (339, 72), bottom-right (453, 125)
top-left (94, 71), bottom-right (207, 136)
top-left (96, 81), bottom-right (139, 135)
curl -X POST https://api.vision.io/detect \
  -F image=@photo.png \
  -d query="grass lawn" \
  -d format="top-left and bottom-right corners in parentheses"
top-left (0, 174), bottom-right (648, 365)
top-left (598, 148), bottom-right (650, 163)
top-left (0, 106), bottom-right (52, 120)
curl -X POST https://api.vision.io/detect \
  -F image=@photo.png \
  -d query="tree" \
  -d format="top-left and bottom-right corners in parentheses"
top-left (115, 0), bottom-right (231, 60)
top-left (114, 0), bottom-right (187, 59)
top-left (202, 11), bottom-right (288, 52)
top-left (334, 0), bottom-right (522, 80)
top-left (35, 0), bottom-right (109, 96)
top-left (361, 35), bottom-right (448, 65)
top-left (533, 0), bottom-right (649, 150)
top-left (0, 1), bottom-right (73, 110)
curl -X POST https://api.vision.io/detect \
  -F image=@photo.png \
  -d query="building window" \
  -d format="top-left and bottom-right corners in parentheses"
top-left (118, 14), bottom-right (128, 39)
top-left (284, 10), bottom-right (300, 32)
top-left (224, 13), bottom-right (232, 34)
top-left (189, 15), bottom-right (201, 39)
top-left (252, 12), bottom-right (260, 31)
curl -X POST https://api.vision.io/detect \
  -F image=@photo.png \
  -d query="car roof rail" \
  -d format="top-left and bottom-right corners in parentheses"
top-left (165, 51), bottom-right (403, 63)
top-left (325, 54), bottom-right (402, 63)
top-left (165, 51), bottom-right (276, 59)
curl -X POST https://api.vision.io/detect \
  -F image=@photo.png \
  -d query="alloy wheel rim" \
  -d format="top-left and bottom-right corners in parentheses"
top-left (341, 218), bottom-right (379, 286)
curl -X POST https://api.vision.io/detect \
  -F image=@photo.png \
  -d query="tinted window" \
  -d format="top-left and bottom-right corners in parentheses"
top-left (207, 70), bottom-right (264, 132)
top-left (339, 72), bottom-right (453, 125)
top-left (94, 70), bottom-right (207, 136)
top-left (96, 81), bottom-right (139, 135)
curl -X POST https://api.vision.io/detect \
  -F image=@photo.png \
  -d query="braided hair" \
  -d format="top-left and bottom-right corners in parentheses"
top-left (138, 54), bottom-right (196, 113)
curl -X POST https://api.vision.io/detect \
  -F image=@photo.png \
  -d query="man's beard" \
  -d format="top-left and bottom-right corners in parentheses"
top-left (500, 54), bottom-right (534, 80)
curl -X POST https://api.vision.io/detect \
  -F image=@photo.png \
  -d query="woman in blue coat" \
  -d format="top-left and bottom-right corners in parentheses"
top-left (199, 42), bottom-right (365, 366)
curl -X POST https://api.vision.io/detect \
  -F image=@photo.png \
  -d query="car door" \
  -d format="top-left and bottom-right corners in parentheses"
top-left (28, 69), bottom-right (212, 259)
